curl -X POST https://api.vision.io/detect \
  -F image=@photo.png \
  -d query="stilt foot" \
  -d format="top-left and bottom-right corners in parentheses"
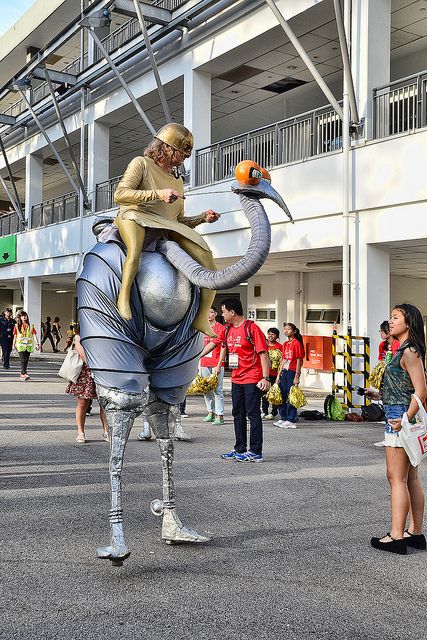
top-left (161, 508), bottom-right (211, 544)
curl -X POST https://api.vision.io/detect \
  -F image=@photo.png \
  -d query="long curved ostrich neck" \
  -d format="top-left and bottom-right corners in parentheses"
top-left (158, 193), bottom-right (271, 290)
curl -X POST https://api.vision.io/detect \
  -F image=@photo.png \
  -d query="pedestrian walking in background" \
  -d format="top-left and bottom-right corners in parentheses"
top-left (366, 304), bottom-right (426, 555)
top-left (200, 307), bottom-right (225, 425)
top-left (0, 307), bottom-right (16, 369)
top-left (274, 323), bottom-right (304, 429)
top-left (219, 298), bottom-right (270, 462)
top-left (52, 316), bottom-right (62, 351)
top-left (41, 316), bottom-right (57, 352)
top-left (65, 332), bottom-right (108, 444)
top-left (261, 327), bottom-right (282, 420)
top-left (12, 310), bottom-right (40, 380)
top-left (64, 324), bottom-right (76, 351)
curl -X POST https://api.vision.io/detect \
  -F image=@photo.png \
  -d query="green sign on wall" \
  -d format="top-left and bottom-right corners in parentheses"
top-left (0, 234), bottom-right (17, 266)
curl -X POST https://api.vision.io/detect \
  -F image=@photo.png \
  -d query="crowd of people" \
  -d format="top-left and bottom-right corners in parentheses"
top-left (0, 309), bottom-right (73, 379)
top-left (1, 300), bottom-right (426, 555)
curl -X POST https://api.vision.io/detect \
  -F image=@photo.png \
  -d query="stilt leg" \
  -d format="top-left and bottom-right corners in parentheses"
top-left (95, 384), bottom-right (147, 564)
top-left (145, 392), bottom-right (210, 544)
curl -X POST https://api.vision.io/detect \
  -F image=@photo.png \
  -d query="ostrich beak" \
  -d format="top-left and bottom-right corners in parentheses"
top-left (231, 179), bottom-right (294, 222)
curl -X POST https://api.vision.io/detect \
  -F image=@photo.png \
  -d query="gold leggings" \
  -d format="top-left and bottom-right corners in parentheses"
top-left (114, 218), bottom-right (216, 334)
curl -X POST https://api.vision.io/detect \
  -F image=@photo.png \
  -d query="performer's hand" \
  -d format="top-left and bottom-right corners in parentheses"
top-left (204, 209), bottom-right (220, 223)
top-left (160, 188), bottom-right (184, 203)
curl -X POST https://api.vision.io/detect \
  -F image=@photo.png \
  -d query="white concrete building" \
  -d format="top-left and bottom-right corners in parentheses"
top-left (1, 0), bottom-right (427, 390)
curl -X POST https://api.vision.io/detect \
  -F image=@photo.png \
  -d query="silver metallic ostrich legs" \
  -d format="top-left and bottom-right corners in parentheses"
top-left (145, 392), bottom-right (210, 544)
top-left (95, 384), bottom-right (147, 565)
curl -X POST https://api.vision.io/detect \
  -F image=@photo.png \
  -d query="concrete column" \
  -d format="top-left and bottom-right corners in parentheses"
top-left (351, 0), bottom-right (391, 139)
top-left (184, 68), bottom-right (211, 187)
top-left (25, 154), bottom-right (43, 226)
top-left (23, 277), bottom-right (42, 339)
top-left (356, 242), bottom-right (390, 360)
top-left (87, 121), bottom-right (110, 212)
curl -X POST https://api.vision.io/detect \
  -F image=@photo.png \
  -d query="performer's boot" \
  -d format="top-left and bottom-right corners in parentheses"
top-left (174, 413), bottom-right (192, 442)
top-left (95, 385), bottom-right (147, 564)
top-left (145, 393), bottom-right (210, 544)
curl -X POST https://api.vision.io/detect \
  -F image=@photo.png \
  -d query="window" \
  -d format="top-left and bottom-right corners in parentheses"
top-left (305, 309), bottom-right (340, 324)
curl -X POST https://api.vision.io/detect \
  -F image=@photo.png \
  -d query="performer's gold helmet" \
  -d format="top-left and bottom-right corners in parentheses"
top-left (155, 123), bottom-right (194, 158)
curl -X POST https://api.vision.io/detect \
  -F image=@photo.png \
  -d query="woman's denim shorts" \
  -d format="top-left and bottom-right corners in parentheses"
top-left (383, 403), bottom-right (408, 448)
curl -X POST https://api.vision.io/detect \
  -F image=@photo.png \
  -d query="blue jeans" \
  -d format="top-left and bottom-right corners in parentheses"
top-left (201, 366), bottom-right (224, 415)
top-left (231, 382), bottom-right (263, 455)
top-left (278, 369), bottom-right (298, 423)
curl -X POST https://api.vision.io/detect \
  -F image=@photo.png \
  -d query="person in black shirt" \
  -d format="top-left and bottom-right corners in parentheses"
top-left (0, 308), bottom-right (16, 369)
top-left (41, 316), bottom-right (57, 352)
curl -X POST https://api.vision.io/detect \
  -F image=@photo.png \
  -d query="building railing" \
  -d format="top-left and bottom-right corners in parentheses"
top-left (373, 71), bottom-right (427, 139)
top-left (95, 175), bottom-right (122, 211)
top-left (3, 1), bottom-right (188, 118)
top-left (31, 192), bottom-right (80, 229)
top-left (195, 104), bottom-right (343, 186)
top-left (0, 211), bottom-right (23, 236)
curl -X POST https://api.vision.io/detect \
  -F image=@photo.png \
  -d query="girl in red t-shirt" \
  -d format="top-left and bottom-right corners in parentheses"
top-left (275, 323), bottom-right (304, 428)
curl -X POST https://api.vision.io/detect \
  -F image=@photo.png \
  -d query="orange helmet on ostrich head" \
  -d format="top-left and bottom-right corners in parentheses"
top-left (235, 160), bottom-right (270, 185)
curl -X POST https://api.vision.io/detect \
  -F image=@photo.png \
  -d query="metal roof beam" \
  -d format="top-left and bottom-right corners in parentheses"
top-left (0, 114), bottom-right (16, 125)
top-left (32, 68), bottom-right (77, 86)
top-left (0, 0), bottom-right (115, 101)
top-left (112, 0), bottom-right (171, 25)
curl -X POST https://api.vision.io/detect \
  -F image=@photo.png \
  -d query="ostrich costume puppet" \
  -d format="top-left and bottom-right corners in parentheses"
top-left (77, 154), bottom-right (292, 566)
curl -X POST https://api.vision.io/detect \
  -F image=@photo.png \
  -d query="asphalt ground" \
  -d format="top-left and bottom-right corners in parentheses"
top-left (0, 361), bottom-right (426, 640)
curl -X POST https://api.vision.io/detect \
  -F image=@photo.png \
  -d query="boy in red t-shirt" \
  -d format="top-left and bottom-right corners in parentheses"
top-left (219, 298), bottom-right (270, 462)
top-left (200, 307), bottom-right (225, 425)
top-left (261, 327), bottom-right (282, 419)
top-left (275, 322), bottom-right (304, 429)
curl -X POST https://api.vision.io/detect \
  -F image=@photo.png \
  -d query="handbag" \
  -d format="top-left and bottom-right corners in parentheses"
top-left (399, 394), bottom-right (427, 467)
top-left (58, 348), bottom-right (84, 383)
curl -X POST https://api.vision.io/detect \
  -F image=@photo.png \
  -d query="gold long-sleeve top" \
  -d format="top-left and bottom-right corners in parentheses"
top-left (114, 156), bottom-right (209, 251)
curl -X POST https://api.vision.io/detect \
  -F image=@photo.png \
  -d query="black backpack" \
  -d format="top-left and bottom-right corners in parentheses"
top-left (361, 403), bottom-right (385, 422)
top-left (299, 410), bottom-right (325, 421)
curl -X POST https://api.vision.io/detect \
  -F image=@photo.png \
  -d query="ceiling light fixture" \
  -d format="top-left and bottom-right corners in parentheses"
top-left (56, 289), bottom-right (68, 293)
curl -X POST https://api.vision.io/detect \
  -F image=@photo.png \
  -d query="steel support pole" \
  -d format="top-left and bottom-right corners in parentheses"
top-left (333, 0), bottom-right (359, 125)
top-left (265, 0), bottom-right (344, 121)
top-left (85, 27), bottom-right (156, 136)
top-left (133, 0), bottom-right (172, 122)
top-left (43, 68), bottom-right (90, 210)
top-left (79, 0), bottom-right (86, 261)
top-left (342, 0), bottom-right (351, 333)
top-left (0, 136), bottom-right (25, 222)
top-left (0, 173), bottom-right (22, 220)
top-left (17, 89), bottom-right (82, 198)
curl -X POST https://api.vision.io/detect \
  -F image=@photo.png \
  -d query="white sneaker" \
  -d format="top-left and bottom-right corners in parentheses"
top-left (265, 414), bottom-right (274, 420)
top-left (261, 413), bottom-right (268, 418)
top-left (374, 440), bottom-right (386, 447)
top-left (274, 420), bottom-right (288, 427)
top-left (283, 422), bottom-right (297, 429)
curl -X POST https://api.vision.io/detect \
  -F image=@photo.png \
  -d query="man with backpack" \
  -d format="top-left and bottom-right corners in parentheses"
top-left (219, 298), bottom-right (270, 462)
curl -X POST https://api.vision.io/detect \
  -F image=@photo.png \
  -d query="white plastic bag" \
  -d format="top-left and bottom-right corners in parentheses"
top-left (58, 349), bottom-right (83, 383)
top-left (399, 394), bottom-right (427, 467)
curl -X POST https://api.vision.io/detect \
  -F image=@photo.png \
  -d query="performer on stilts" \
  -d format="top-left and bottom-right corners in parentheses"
top-left (113, 123), bottom-right (220, 337)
